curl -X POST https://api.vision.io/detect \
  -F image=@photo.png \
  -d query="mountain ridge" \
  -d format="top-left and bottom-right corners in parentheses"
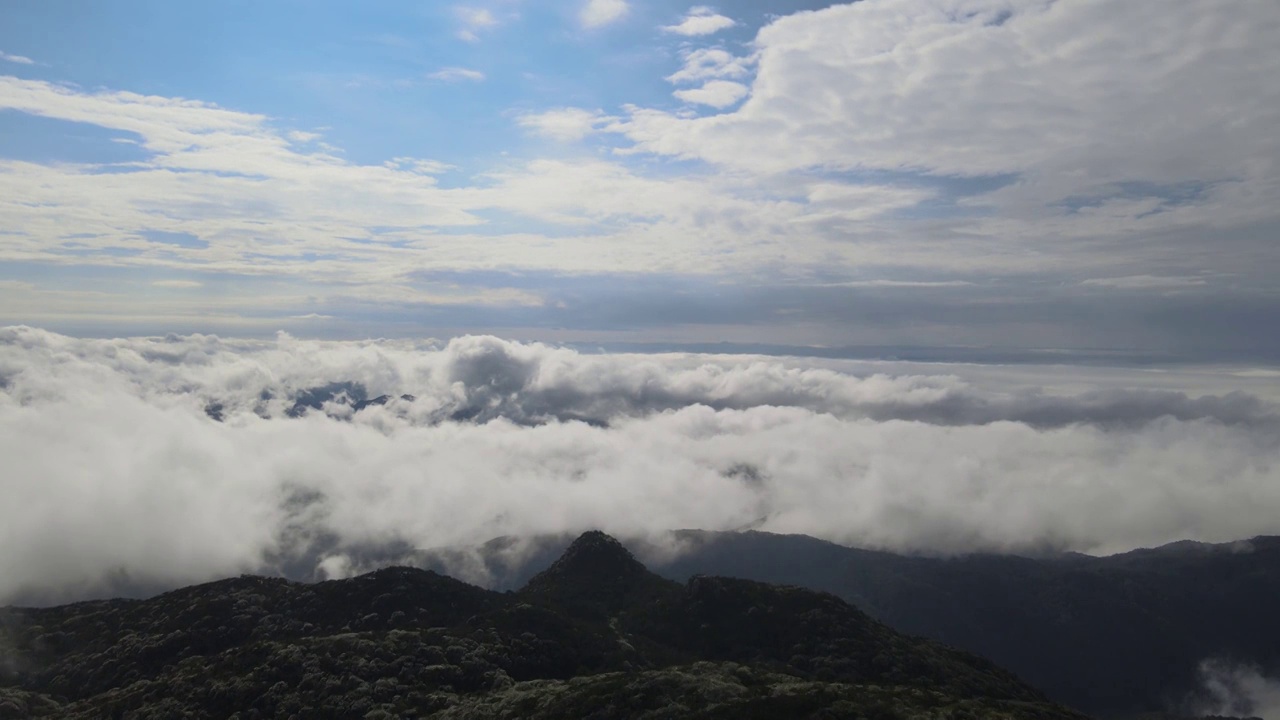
top-left (0, 531), bottom-right (1088, 719)
top-left (398, 530), bottom-right (1280, 718)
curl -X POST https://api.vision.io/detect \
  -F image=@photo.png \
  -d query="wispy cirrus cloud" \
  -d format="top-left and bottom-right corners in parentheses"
top-left (1081, 275), bottom-right (1208, 290)
top-left (0, 75), bottom-right (481, 273)
top-left (428, 66), bottom-right (486, 82)
top-left (580, 0), bottom-right (628, 29)
top-left (454, 6), bottom-right (497, 42)
top-left (0, 51), bottom-right (35, 65)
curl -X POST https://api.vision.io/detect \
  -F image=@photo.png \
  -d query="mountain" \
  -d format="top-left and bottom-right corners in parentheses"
top-left (405, 531), bottom-right (1280, 718)
top-left (0, 532), bottom-right (1085, 719)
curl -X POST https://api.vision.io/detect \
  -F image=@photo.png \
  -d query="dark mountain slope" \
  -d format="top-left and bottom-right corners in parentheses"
top-left (651, 532), bottom-right (1280, 717)
top-left (520, 530), bottom-right (677, 616)
top-left (0, 532), bottom-right (1084, 719)
top-left (406, 531), bottom-right (1280, 717)
top-left (516, 533), bottom-right (1052, 705)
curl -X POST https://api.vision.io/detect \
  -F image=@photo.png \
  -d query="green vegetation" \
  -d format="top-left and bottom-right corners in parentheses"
top-left (648, 531), bottom-right (1280, 716)
top-left (0, 532), bottom-right (1087, 719)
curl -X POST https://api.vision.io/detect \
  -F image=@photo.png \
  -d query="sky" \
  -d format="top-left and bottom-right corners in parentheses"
top-left (2, 6), bottom-right (1279, 709)
top-left (1, 0), bottom-right (1280, 613)
top-left (1, 0), bottom-right (1277, 361)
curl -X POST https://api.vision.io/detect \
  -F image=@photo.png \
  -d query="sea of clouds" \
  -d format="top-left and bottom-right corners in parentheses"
top-left (2, 325), bottom-right (1279, 604)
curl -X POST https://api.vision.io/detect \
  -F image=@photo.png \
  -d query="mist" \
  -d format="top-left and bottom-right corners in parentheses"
top-left (3, 325), bottom-right (1279, 604)
top-left (1192, 660), bottom-right (1280, 719)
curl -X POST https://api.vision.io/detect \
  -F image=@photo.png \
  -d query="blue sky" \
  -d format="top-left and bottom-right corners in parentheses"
top-left (1, 1), bottom-right (773, 167)
top-left (1, 0), bottom-right (1278, 362)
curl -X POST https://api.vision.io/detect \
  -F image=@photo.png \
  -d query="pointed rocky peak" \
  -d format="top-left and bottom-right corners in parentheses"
top-left (529, 531), bottom-right (647, 584)
top-left (519, 531), bottom-right (676, 613)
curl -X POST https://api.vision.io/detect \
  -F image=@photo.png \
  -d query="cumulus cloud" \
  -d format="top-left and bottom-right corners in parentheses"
top-left (516, 107), bottom-right (611, 141)
top-left (665, 47), bottom-right (753, 84)
top-left (662, 7), bottom-right (736, 36)
top-left (608, 0), bottom-right (1280, 276)
top-left (673, 80), bottom-right (749, 108)
top-left (580, 0), bottom-right (628, 29)
top-left (2, 326), bottom-right (1279, 604)
top-left (500, 0), bottom-right (1279, 309)
top-left (618, 0), bottom-right (1280, 180)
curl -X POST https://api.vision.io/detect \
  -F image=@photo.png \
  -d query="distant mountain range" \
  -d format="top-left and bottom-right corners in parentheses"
top-left (0, 532), bottom-right (1086, 719)
top-left (3, 530), bottom-right (1275, 718)
top-left (401, 531), bottom-right (1280, 719)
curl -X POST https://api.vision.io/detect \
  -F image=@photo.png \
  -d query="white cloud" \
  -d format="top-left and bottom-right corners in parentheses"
top-left (673, 80), bottom-right (749, 108)
top-left (0, 51), bottom-right (34, 65)
top-left (385, 156), bottom-right (455, 175)
top-left (286, 130), bottom-right (322, 143)
top-left (0, 76), bottom-right (486, 282)
top-left (2, 327), bottom-right (1279, 602)
top-left (592, 0), bottom-right (1280, 287)
top-left (615, 1), bottom-right (1280, 185)
top-left (429, 66), bottom-right (487, 82)
top-left (151, 280), bottom-right (204, 289)
top-left (469, 158), bottom-right (810, 244)
top-left (2, 0), bottom-right (1278, 331)
top-left (457, 7), bottom-right (496, 26)
top-left (1193, 660), bottom-right (1280, 719)
top-left (454, 6), bottom-right (497, 42)
top-left (580, 0), bottom-right (628, 29)
top-left (515, 107), bottom-right (610, 141)
top-left (666, 47), bottom-right (753, 84)
top-left (0, 76), bottom-right (898, 288)
top-left (662, 6), bottom-right (736, 36)
top-left (0, 77), bottom-right (478, 232)
top-left (1, 60), bottom-right (1201, 304)
top-left (830, 280), bottom-right (974, 289)
top-left (1081, 275), bottom-right (1208, 290)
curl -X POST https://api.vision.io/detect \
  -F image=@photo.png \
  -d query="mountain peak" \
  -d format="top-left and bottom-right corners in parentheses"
top-left (519, 531), bottom-right (674, 614)
top-left (537, 530), bottom-right (647, 581)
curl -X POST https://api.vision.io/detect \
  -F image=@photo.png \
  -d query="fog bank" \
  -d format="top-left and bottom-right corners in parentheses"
top-left (3, 326), bottom-right (1278, 603)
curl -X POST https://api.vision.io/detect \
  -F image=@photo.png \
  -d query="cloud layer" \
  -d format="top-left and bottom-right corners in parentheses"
top-left (3, 326), bottom-right (1279, 604)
